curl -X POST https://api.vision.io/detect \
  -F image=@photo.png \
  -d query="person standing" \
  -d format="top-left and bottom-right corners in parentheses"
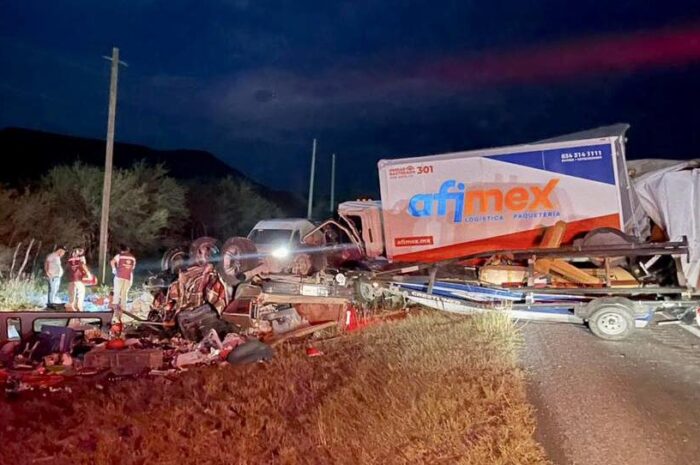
top-left (44, 245), bottom-right (66, 307)
top-left (110, 245), bottom-right (136, 321)
top-left (67, 247), bottom-right (89, 312)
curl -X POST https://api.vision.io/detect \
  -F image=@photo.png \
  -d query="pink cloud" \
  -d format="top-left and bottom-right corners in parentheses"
top-left (422, 23), bottom-right (700, 87)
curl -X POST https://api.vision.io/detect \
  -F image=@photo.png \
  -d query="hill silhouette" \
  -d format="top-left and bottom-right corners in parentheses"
top-left (0, 127), bottom-right (303, 214)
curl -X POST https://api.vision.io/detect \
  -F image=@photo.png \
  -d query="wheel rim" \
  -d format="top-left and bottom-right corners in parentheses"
top-left (597, 311), bottom-right (628, 336)
top-left (194, 245), bottom-right (218, 265)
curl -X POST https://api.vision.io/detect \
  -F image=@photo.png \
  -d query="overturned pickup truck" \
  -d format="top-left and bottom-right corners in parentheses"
top-left (145, 260), bottom-right (399, 343)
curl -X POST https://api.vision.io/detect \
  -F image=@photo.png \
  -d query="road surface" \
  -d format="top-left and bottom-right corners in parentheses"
top-left (521, 320), bottom-right (700, 465)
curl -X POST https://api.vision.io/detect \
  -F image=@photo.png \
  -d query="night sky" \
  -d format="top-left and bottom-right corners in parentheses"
top-left (1, 1), bottom-right (700, 198)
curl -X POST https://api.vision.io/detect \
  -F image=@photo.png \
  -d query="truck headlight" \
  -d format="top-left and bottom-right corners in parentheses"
top-left (271, 246), bottom-right (290, 259)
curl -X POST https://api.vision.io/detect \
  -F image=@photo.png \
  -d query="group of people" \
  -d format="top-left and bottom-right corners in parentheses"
top-left (44, 244), bottom-right (136, 318)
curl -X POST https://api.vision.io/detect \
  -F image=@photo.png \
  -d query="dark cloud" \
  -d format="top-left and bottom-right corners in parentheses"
top-left (1, 1), bottom-right (700, 197)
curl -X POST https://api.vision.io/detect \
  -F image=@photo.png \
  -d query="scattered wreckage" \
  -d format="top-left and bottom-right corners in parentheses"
top-left (0, 254), bottom-right (392, 395)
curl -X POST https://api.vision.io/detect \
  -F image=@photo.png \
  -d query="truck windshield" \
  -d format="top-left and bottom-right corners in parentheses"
top-left (248, 229), bottom-right (293, 245)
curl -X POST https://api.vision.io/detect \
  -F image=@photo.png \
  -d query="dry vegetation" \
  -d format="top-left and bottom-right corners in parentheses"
top-left (0, 311), bottom-right (548, 465)
top-left (0, 276), bottom-right (45, 310)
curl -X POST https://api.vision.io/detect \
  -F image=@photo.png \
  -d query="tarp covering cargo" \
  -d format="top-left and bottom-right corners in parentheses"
top-left (378, 131), bottom-right (636, 262)
top-left (631, 159), bottom-right (700, 288)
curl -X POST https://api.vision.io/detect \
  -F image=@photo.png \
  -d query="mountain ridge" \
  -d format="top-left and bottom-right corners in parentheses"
top-left (0, 127), bottom-right (303, 213)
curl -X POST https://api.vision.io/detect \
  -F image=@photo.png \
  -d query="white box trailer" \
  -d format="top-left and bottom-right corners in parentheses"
top-left (378, 126), bottom-right (643, 263)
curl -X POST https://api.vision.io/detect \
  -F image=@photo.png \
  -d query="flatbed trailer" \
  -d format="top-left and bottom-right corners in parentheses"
top-left (373, 238), bottom-right (700, 340)
top-left (385, 279), bottom-right (699, 340)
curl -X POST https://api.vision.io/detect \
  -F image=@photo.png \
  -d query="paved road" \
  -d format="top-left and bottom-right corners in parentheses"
top-left (521, 320), bottom-right (700, 465)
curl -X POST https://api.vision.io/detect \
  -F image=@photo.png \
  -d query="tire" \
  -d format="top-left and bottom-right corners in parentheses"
top-left (581, 227), bottom-right (638, 247)
top-left (218, 237), bottom-right (258, 285)
top-left (189, 237), bottom-right (220, 266)
top-left (581, 228), bottom-right (638, 267)
top-left (161, 246), bottom-right (187, 274)
top-left (588, 305), bottom-right (635, 340)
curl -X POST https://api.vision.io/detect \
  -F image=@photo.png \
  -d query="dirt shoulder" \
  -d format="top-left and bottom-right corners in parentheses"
top-left (1, 312), bottom-right (548, 465)
top-left (522, 321), bottom-right (700, 465)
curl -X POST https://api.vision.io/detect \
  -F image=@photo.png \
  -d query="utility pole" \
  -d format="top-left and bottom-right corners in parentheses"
top-left (329, 153), bottom-right (336, 214)
top-left (98, 47), bottom-right (127, 283)
top-left (306, 138), bottom-right (317, 219)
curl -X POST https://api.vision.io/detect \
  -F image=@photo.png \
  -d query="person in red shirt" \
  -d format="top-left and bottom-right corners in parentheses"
top-left (66, 247), bottom-right (88, 312)
top-left (110, 244), bottom-right (136, 321)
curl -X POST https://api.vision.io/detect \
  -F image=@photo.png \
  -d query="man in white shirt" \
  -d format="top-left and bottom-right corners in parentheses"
top-left (44, 245), bottom-right (66, 307)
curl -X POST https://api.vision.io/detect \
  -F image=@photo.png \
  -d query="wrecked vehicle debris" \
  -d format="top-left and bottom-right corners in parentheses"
top-left (1, 256), bottom-right (361, 396)
top-left (85, 347), bottom-right (164, 376)
top-left (4, 124), bottom-right (699, 398)
top-left (226, 339), bottom-right (274, 365)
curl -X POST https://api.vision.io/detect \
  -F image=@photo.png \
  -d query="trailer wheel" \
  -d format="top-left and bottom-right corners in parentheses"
top-left (218, 237), bottom-right (258, 285)
top-left (588, 305), bottom-right (635, 341)
top-left (190, 237), bottom-right (220, 266)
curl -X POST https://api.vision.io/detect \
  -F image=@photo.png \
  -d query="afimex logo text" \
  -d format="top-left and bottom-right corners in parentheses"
top-left (408, 179), bottom-right (559, 223)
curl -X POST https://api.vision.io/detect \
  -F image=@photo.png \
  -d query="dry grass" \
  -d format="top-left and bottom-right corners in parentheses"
top-left (0, 276), bottom-right (45, 310)
top-left (0, 311), bottom-right (548, 465)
